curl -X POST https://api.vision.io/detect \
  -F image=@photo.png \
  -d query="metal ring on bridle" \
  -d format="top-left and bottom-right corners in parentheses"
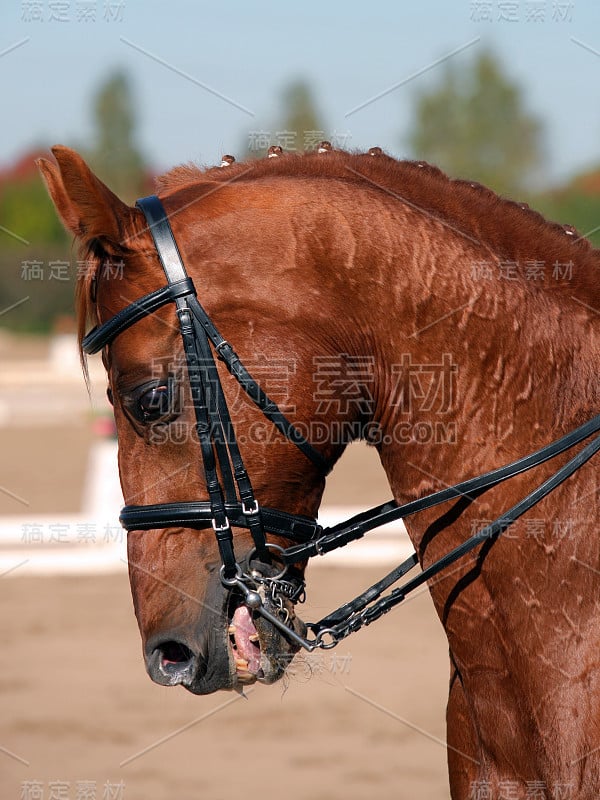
top-left (245, 542), bottom-right (289, 582)
top-left (219, 563), bottom-right (244, 587)
top-left (313, 628), bottom-right (340, 650)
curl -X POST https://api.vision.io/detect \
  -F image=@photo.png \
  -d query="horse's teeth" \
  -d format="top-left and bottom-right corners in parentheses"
top-left (235, 657), bottom-right (249, 668)
top-left (249, 634), bottom-right (259, 642)
top-left (228, 625), bottom-right (236, 634)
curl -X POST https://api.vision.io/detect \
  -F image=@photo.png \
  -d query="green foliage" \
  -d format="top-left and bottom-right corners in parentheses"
top-left (408, 50), bottom-right (544, 198)
top-left (279, 80), bottom-right (326, 153)
top-left (0, 176), bottom-right (68, 246)
top-left (0, 176), bottom-right (74, 333)
top-left (87, 70), bottom-right (147, 202)
top-left (0, 69), bottom-right (149, 333)
top-left (242, 79), bottom-right (327, 158)
top-left (0, 243), bottom-right (77, 334)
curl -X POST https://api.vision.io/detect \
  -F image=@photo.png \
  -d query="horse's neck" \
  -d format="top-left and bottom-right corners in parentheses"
top-left (363, 235), bottom-right (600, 775)
top-left (367, 240), bottom-right (598, 514)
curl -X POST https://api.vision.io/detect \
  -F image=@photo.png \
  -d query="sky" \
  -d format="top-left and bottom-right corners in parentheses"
top-left (1, 0), bottom-right (600, 185)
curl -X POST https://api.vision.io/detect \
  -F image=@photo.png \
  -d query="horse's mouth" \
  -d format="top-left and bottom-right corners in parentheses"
top-left (229, 603), bottom-right (262, 685)
top-left (227, 589), bottom-right (305, 688)
top-left (144, 560), bottom-right (307, 694)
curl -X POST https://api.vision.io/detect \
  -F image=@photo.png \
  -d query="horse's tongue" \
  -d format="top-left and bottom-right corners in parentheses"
top-left (232, 605), bottom-right (261, 673)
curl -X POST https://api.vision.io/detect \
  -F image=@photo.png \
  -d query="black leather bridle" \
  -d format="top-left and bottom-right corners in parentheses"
top-left (82, 194), bottom-right (600, 651)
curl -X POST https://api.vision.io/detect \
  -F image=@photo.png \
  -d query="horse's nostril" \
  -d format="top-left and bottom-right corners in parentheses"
top-left (151, 640), bottom-right (197, 682)
top-left (159, 640), bottom-right (195, 667)
top-left (144, 636), bottom-right (203, 688)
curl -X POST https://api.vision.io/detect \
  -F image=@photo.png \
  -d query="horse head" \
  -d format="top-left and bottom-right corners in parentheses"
top-left (38, 146), bottom-right (370, 694)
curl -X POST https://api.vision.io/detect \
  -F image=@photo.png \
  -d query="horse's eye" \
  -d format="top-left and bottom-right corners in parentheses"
top-left (138, 385), bottom-right (171, 422)
top-left (122, 379), bottom-right (179, 425)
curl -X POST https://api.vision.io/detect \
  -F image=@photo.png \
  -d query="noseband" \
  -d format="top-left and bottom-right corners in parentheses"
top-left (82, 195), bottom-right (600, 652)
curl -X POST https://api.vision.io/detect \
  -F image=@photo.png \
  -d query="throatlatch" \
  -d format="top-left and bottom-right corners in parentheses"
top-left (82, 194), bottom-right (600, 652)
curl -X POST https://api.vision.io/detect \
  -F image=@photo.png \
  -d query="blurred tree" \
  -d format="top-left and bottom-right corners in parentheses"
top-left (1, 173), bottom-right (67, 247)
top-left (407, 50), bottom-right (544, 198)
top-left (243, 79), bottom-right (327, 158)
top-left (279, 80), bottom-right (326, 153)
top-left (88, 70), bottom-right (146, 201)
top-left (0, 152), bottom-right (72, 333)
top-left (0, 70), bottom-right (150, 333)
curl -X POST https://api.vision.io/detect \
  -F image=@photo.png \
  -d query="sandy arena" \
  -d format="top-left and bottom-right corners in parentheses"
top-left (0, 377), bottom-right (452, 799)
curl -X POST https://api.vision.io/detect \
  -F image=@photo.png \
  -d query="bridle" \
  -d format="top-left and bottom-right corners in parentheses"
top-left (82, 194), bottom-right (600, 652)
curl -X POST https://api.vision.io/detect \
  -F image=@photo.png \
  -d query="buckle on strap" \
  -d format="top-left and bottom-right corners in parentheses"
top-left (242, 500), bottom-right (260, 516)
top-left (211, 517), bottom-right (231, 533)
top-left (215, 340), bottom-right (231, 357)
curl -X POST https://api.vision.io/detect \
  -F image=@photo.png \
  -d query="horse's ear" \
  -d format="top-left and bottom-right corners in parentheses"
top-left (37, 145), bottom-right (138, 253)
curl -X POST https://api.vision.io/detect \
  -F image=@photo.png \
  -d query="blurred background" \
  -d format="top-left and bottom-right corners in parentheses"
top-left (1, 1), bottom-right (599, 798)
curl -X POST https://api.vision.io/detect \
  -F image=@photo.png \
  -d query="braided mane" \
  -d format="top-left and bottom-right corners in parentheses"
top-left (157, 149), bottom-right (599, 294)
top-left (76, 148), bottom-right (598, 353)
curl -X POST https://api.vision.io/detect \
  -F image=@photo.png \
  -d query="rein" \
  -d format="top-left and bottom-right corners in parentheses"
top-left (82, 195), bottom-right (600, 652)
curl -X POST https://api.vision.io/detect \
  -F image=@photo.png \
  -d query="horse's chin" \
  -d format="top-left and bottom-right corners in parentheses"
top-left (248, 608), bottom-right (307, 687)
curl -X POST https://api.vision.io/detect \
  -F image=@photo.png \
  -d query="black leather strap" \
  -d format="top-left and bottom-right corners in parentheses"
top-left (175, 304), bottom-right (236, 572)
top-left (368, 432), bottom-right (600, 609)
top-left (314, 553), bottom-right (420, 629)
top-left (309, 427), bottom-right (600, 638)
top-left (284, 412), bottom-right (600, 562)
top-left (137, 196), bottom-right (267, 560)
top-left (82, 278), bottom-right (195, 354)
top-left (135, 195), bottom-right (328, 474)
top-left (120, 501), bottom-right (322, 543)
top-left (188, 299), bottom-right (330, 474)
top-left (135, 195), bottom-right (188, 283)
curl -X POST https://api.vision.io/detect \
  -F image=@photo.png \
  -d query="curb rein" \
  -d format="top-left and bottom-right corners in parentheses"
top-left (82, 195), bottom-right (600, 652)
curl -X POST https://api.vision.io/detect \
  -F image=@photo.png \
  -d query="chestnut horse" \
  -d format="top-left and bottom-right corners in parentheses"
top-left (40, 145), bottom-right (598, 798)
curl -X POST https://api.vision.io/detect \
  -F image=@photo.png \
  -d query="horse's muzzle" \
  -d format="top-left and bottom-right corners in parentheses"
top-left (143, 556), bottom-right (306, 694)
